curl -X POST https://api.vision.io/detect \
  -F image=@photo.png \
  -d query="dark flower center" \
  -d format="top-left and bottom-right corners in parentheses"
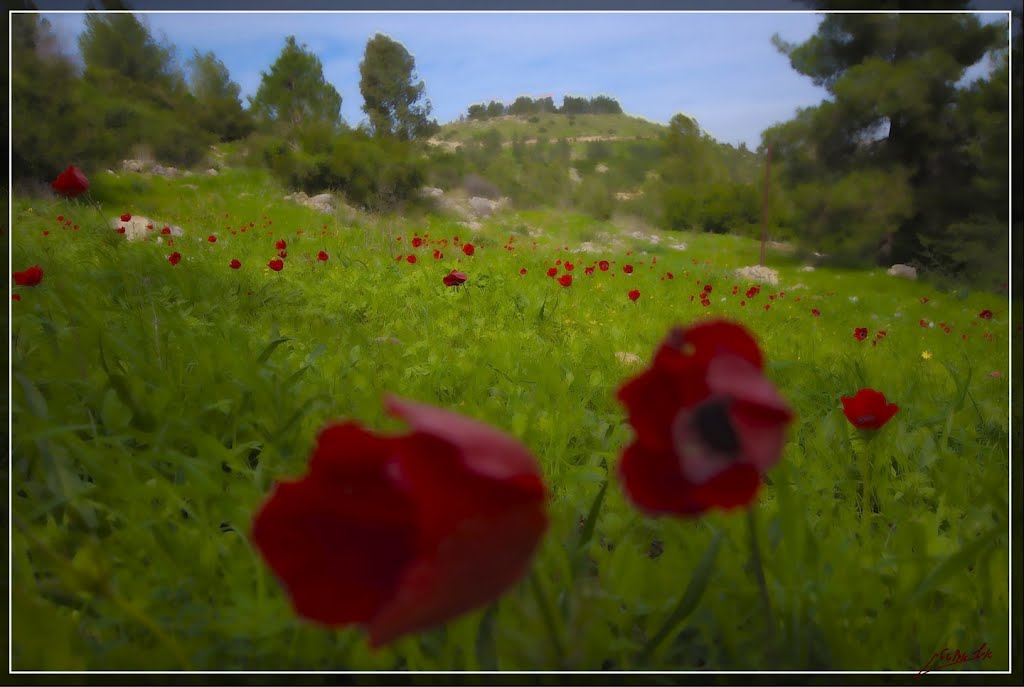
top-left (692, 399), bottom-right (740, 455)
top-left (857, 415), bottom-right (876, 424)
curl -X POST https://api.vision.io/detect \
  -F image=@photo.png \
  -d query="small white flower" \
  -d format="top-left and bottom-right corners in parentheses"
top-left (849, 296), bottom-right (859, 302)
top-left (894, 312), bottom-right (902, 318)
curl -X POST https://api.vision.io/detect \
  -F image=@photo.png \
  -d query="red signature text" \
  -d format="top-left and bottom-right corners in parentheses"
top-left (916, 642), bottom-right (992, 677)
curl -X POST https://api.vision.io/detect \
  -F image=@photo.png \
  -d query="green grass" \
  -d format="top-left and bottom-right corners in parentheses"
top-left (8, 167), bottom-right (1015, 672)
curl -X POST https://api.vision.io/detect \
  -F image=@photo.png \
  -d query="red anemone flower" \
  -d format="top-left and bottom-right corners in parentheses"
top-left (208, 235), bottom-right (217, 243)
top-left (519, 268), bottom-right (527, 275)
top-left (547, 267), bottom-right (558, 278)
top-left (161, 226), bottom-right (171, 235)
top-left (51, 165), bottom-right (90, 198)
top-left (979, 310), bottom-right (993, 320)
top-left (811, 309), bottom-right (821, 317)
top-left (168, 252), bottom-right (182, 266)
top-left (557, 274), bottom-right (573, 287)
top-left (853, 327), bottom-right (868, 341)
top-left (841, 388), bottom-right (899, 430)
top-left (462, 243), bottom-right (475, 256)
top-left (120, 213), bottom-right (132, 222)
top-left (251, 396), bottom-right (548, 647)
top-left (276, 239), bottom-right (287, 250)
top-left (412, 237), bottom-right (424, 248)
top-left (230, 259), bottom-right (242, 269)
top-left (628, 289), bottom-right (641, 302)
top-left (268, 259), bottom-right (284, 272)
top-left (443, 270), bottom-right (468, 287)
top-left (407, 255), bottom-right (417, 264)
top-left (584, 266), bottom-right (595, 276)
top-left (616, 320), bottom-right (794, 516)
top-left (623, 264), bottom-right (634, 274)
top-left (318, 251), bottom-right (329, 262)
top-left (12, 265), bottom-right (44, 287)
top-left (599, 260), bottom-right (610, 272)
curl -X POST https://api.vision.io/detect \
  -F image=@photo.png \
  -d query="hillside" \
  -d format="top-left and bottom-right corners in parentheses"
top-left (432, 113), bottom-right (668, 147)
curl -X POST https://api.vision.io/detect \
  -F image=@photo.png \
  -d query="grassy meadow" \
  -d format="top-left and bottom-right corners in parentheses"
top-left (7, 166), bottom-right (1016, 672)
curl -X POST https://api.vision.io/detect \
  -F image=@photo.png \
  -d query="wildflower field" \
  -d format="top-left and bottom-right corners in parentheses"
top-left (8, 166), bottom-right (1017, 673)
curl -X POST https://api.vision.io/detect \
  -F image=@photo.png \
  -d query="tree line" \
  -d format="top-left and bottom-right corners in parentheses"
top-left (466, 95), bottom-right (624, 120)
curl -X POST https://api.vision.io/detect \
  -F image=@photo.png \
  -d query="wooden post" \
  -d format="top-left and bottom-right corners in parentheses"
top-left (760, 144), bottom-right (772, 267)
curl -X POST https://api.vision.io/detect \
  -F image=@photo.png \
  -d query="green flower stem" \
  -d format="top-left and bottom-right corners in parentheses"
top-left (747, 505), bottom-right (775, 648)
top-left (529, 571), bottom-right (565, 667)
top-left (83, 192), bottom-right (108, 229)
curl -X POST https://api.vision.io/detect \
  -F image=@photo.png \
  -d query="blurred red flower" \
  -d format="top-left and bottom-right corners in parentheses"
top-left (12, 265), bottom-right (44, 287)
top-left (841, 388), bottom-right (899, 430)
top-left (412, 237), bottom-right (424, 248)
top-left (208, 235), bottom-right (217, 243)
top-left (51, 165), bottom-right (90, 198)
top-left (318, 251), bottom-right (329, 262)
top-left (268, 259), bottom-right (284, 271)
top-left (547, 267), bottom-right (558, 277)
top-left (623, 264), bottom-right (634, 274)
top-left (979, 310), bottom-right (993, 320)
top-left (276, 239), bottom-right (287, 250)
top-left (599, 260), bottom-right (610, 271)
top-left (616, 320), bottom-right (793, 516)
top-left (120, 213), bottom-right (132, 222)
top-left (251, 396), bottom-right (548, 647)
top-left (462, 243), bottom-right (475, 256)
top-left (628, 289), bottom-right (641, 302)
top-left (811, 309), bottom-right (821, 317)
top-left (557, 274), bottom-right (573, 287)
top-left (407, 255), bottom-right (417, 264)
top-left (230, 259), bottom-right (242, 269)
top-left (853, 327), bottom-right (868, 341)
top-left (443, 270), bottom-right (468, 287)
top-left (168, 252), bottom-right (182, 266)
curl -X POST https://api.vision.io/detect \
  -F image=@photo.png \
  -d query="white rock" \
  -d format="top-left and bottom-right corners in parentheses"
top-left (887, 263), bottom-right (917, 280)
top-left (734, 265), bottom-right (779, 285)
top-left (469, 196), bottom-right (500, 217)
top-left (800, 265), bottom-right (816, 272)
top-left (112, 215), bottom-right (184, 242)
top-left (615, 352), bottom-right (642, 366)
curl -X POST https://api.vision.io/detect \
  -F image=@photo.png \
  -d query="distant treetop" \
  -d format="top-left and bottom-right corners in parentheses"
top-left (466, 94), bottom-right (623, 120)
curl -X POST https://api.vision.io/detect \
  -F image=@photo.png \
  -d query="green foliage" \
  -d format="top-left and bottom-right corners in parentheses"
top-left (768, 12), bottom-right (1009, 284)
top-left (187, 50), bottom-right (255, 142)
top-left (358, 34), bottom-right (434, 141)
top-left (79, 12), bottom-right (184, 95)
top-left (249, 36), bottom-right (343, 134)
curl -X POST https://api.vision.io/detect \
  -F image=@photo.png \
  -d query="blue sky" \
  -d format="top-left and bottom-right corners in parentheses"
top-left (37, 11), bottom-right (1010, 149)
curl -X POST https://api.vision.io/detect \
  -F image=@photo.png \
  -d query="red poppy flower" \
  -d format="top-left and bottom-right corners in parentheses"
top-left (208, 235), bottom-right (217, 243)
top-left (584, 266), bottom-right (595, 276)
top-left (276, 239), bottom-right (287, 250)
top-left (51, 165), bottom-right (90, 198)
top-left (853, 327), bottom-right (868, 341)
top-left (168, 252), bottom-right (182, 266)
top-left (919, 319), bottom-right (929, 328)
top-left (628, 289), bottom-right (641, 302)
top-left (623, 265), bottom-right (634, 274)
top-left (116, 227), bottom-right (126, 234)
top-left (616, 320), bottom-right (794, 517)
top-left (667, 272), bottom-right (674, 280)
top-left (519, 268), bottom-right (527, 275)
top-left (318, 251), bottom-right (329, 262)
top-left (12, 265), bottom-right (44, 287)
top-left (268, 259), bottom-right (284, 272)
top-left (703, 284), bottom-right (713, 294)
top-left (811, 309), bottom-right (821, 317)
top-left (979, 310), bottom-right (993, 320)
top-left (920, 297), bottom-right (929, 304)
top-left (433, 249), bottom-right (442, 260)
top-left (12, 293), bottom-right (21, 301)
top-left (230, 259), bottom-right (242, 269)
top-left (599, 260), bottom-right (610, 272)
top-left (158, 226), bottom-right (170, 235)
top-left (702, 298), bottom-right (711, 308)
top-left (407, 255), bottom-right (417, 264)
top-left (462, 243), bottom-right (475, 256)
top-left (745, 287), bottom-right (759, 299)
top-left (278, 250), bottom-right (288, 259)
top-left (565, 262), bottom-right (574, 272)
top-left (443, 270), bottom-right (468, 287)
top-left (251, 395), bottom-right (548, 647)
top-left (841, 388), bottom-right (899, 430)
top-left (547, 267), bottom-right (558, 278)
top-left (120, 213), bottom-right (132, 222)
top-left (557, 274), bottom-right (573, 287)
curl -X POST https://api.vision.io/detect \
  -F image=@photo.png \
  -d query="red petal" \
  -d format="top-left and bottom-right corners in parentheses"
top-left (617, 441), bottom-right (708, 516)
